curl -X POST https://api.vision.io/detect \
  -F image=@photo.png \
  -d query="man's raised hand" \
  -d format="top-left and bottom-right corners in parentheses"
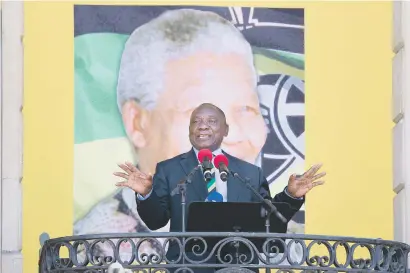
top-left (114, 162), bottom-right (153, 196)
top-left (287, 163), bottom-right (326, 198)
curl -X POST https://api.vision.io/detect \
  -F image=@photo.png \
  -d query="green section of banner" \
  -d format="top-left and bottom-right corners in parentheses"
top-left (74, 34), bottom-right (128, 144)
top-left (74, 33), bottom-right (305, 144)
top-left (253, 47), bottom-right (304, 70)
top-left (254, 54), bottom-right (304, 79)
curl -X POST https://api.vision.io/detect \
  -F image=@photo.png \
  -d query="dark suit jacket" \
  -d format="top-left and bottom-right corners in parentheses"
top-left (137, 149), bottom-right (304, 258)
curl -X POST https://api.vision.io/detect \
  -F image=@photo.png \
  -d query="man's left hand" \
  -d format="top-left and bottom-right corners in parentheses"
top-left (287, 164), bottom-right (326, 198)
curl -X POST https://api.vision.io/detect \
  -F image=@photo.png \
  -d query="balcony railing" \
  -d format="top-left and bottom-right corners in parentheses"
top-left (39, 232), bottom-right (410, 273)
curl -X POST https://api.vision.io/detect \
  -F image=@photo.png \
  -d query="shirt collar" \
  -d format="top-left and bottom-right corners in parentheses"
top-left (192, 147), bottom-right (223, 158)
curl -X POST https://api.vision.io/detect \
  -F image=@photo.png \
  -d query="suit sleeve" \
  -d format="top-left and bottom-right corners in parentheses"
top-left (257, 167), bottom-right (304, 222)
top-left (136, 163), bottom-right (170, 230)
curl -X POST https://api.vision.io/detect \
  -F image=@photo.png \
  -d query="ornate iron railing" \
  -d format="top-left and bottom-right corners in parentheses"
top-left (39, 232), bottom-right (410, 273)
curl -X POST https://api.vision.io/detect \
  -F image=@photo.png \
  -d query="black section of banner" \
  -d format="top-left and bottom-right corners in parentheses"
top-left (74, 5), bottom-right (304, 54)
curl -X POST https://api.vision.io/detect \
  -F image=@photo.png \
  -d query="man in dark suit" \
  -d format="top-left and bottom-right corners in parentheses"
top-left (115, 103), bottom-right (325, 271)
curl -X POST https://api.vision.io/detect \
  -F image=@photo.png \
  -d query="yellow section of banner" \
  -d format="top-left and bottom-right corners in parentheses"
top-left (23, 1), bottom-right (393, 272)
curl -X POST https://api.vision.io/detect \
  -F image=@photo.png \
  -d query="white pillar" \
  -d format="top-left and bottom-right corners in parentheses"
top-left (1, 1), bottom-right (24, 272)
top-left (393, 0), bottom-right (410, 247)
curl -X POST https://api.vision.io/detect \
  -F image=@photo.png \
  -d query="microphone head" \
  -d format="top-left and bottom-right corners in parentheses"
top-left (214, 154), bottom-right (229, 167)
top-left (198, 149), bottom-right (213, 163)
top-left (206, 191), bottom-right (223, 202)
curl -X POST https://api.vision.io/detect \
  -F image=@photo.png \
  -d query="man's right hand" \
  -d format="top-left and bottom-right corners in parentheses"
top-left (114, 162), bottom-right (153, 196)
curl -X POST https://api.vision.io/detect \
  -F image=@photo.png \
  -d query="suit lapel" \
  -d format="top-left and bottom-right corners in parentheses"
top-left (180, 149), bottom-right (207, 200)
top-left (224, 152), bottom-right (242, 202)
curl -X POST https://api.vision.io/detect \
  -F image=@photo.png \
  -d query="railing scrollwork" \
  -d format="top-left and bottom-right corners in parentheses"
top-left (38, 232), bottom-right (410, 273)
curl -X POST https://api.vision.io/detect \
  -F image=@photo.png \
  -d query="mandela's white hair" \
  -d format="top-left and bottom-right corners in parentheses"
top-left (117, 9), bottom-right (258, 111)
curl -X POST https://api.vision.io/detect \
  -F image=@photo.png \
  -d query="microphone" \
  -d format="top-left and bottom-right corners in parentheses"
top-left (214, 154), bottom-right (229, 182)
top-left (205, 191), bottom-right (223, 202)
top-left (198, 149), bottom-right (213, 182)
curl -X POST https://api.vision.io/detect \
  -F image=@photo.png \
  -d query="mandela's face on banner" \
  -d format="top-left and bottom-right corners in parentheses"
top-left (121, 51), bottom-right (267, 171)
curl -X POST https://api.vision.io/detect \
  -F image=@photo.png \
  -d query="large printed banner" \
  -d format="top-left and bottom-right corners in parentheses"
top-left (73, 4), bottom-right (305, 245)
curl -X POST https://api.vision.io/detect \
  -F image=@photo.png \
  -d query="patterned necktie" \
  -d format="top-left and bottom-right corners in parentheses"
top-left (206, 156), bottom-right (216, 193)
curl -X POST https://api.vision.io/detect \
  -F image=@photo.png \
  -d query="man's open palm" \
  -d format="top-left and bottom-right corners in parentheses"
top-left (287, 163), bottom-right (326, 198)
top-left (114, 162), bottom-right (153, 196)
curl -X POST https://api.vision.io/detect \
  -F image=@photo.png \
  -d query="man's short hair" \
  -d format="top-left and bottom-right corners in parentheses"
top-left (193, 103), bottom-right (227, 124)
top-left (117, 9), bottom-right (257, 112)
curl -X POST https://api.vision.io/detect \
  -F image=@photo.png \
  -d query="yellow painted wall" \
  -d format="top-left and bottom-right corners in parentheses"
top-left (23, 1), bottom-right (393, 272)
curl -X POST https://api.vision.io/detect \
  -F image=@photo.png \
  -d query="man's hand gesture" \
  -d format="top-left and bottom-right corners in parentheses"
top-left (287, 163), bottom-right (326, 198)
top-left (114, 162), bottom-right (153, 196)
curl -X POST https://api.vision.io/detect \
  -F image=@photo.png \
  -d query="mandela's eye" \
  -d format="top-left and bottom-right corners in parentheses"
top-left (237, 105), bottom-right (258, 116)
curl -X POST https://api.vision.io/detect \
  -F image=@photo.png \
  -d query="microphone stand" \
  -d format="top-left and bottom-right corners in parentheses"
top-left (229, 171), bottom-right (287, 233)
top-left (170, 164), bottom-right (201, 270)
top-left (229, 170), bottom-right (287, 268)
top-left (170, 164), bottom-right (201, 232)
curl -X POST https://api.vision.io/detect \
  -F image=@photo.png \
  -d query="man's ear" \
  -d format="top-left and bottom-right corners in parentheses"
top-left (121, 100), bottom-right (150, 149)
top-left (224, 124), bottom-right (229, 137)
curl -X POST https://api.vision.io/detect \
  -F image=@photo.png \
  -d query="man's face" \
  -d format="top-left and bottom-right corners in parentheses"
top-left (125, 52), bottom-right (267, 173)
top-left (188, 105), bottom-right (229, 152)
